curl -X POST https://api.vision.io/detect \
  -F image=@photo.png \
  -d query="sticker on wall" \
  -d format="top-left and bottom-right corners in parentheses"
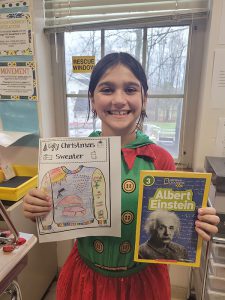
top-left (72, 56), bottom-right (95, 73)
top-left (0, 0), bottom-right (29, 9)
top-left (0, 61), bottom-right (37, 100)
top-left (0, 12), bottom-right (32, 56)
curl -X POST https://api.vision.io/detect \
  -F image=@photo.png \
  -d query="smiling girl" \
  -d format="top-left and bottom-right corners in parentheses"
top-left (23, 52), bottom-right (219, 300)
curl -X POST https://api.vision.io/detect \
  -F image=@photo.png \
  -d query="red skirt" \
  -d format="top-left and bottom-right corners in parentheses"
top-left (56, 243), bottom-right (171, 300)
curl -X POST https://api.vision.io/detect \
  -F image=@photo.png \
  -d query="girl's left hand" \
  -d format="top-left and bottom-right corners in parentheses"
top-left (195, 207), bottom-right (220, 241)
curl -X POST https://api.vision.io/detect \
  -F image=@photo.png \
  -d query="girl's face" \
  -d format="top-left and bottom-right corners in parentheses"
top-left (91, 64), bottom-right (146, 138)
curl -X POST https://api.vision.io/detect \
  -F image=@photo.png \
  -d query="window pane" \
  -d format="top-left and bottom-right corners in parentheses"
top-left (64, 26), bottom-right (190, 160)
top-left (146, 26), bottom-right (189, 94)
top-left (144, 98), bottom-right (183, 158)
top-left (65, 31), bottom-right (101, 94)
top-left (105, 29), bottom-right (143, 62)
top-left (67, 97), bottom-right (101, 137)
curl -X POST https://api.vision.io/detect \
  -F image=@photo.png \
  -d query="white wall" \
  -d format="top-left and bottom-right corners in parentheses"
top-left (32, 0), bottom-right (56, 138)
top-left (193, 0), bottom-right (225, 171)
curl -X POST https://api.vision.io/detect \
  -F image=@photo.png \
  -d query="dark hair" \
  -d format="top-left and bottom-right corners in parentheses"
top-left (88, 52), bottom-right (148, 127)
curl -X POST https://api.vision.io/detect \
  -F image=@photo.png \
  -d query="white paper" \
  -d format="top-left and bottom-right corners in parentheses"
top-left (0, 13), bottom-right (32, 56)
top-left (0, 130), bottom-right (34, 147)
top-left (215, 117), bottom-right (225, 156)
top-left (211, 49), bottom-right (225, 108)
top-left (0, 65), bottom-right (34, 96)
top-left (37, 137), bottom-right (121, 243)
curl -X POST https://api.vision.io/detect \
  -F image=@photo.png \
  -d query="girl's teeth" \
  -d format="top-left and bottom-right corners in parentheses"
top-left (111, 111), bottom-right (127, 115)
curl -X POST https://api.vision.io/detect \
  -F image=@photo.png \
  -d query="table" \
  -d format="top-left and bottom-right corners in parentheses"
top-left (0, 232), bottom-right (37, 299)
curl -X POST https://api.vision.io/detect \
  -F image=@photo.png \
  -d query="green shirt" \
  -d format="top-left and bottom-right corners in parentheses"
top-left (77, 131), bottom-right (155, 277)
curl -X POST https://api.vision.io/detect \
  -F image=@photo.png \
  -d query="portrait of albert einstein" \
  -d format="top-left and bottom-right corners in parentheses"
top-left (139, 210), bottom-right (188, 261)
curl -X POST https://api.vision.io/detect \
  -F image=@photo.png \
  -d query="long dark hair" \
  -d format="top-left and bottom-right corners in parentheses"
top-left (88, 52), bottom-right (148, 128)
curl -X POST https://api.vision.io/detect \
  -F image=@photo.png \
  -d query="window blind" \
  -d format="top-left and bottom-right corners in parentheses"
top-left (44, 0), bottom-right (210, 32)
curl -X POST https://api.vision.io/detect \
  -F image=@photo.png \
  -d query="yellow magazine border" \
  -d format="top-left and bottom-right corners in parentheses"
top-left (134, 170), bottom-right (212, 267)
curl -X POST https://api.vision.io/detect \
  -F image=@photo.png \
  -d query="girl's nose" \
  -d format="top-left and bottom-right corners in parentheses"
top-left (112, 90), bottom-right (126, 105)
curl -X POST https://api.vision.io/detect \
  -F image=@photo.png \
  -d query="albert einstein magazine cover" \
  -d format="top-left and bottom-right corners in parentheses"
top-left (134, 170), bottom-right (211, 267)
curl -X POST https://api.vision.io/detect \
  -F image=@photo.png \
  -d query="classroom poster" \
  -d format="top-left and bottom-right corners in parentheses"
top-left (37, 136), bottom-right (121, 243)
top-left (0, 61), bottom-right (37, 100)
top-left (0, 12), bottom-right (32, 56)
top-left (134, 171), bottom-right (211, 267)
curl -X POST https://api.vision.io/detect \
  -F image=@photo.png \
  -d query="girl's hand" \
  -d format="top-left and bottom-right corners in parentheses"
top-left (195, 207), bottom-right (220, 241)
top-left (23, 188), bottom-right (52, 222)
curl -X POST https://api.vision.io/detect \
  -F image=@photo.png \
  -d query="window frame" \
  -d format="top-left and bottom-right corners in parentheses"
top-left (50, 19), bottom-right (206, 169)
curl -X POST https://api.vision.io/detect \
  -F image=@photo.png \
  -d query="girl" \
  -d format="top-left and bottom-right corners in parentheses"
top-left (23, 52), bottom-right (219, 300)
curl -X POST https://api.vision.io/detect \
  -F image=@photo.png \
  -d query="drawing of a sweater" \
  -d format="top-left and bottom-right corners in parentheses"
top-left (40, 165), bottom-right (107, 229)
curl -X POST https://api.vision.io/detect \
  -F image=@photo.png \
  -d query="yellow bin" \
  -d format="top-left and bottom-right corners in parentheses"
top-left (0, 165), bottom-right (38, 201)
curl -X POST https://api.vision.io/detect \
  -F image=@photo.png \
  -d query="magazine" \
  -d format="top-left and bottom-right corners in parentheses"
top-left (36, 136), bottom-right (121, 243)
top-left (134, 170), bottom-right (211, 267)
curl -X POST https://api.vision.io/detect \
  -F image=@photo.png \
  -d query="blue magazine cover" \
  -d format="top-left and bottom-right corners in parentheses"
top-left (134, 170), bottom-right (211, 267)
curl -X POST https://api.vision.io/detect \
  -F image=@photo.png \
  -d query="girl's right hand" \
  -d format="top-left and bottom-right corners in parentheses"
top-left (23, 188), bottom-right (52, 221)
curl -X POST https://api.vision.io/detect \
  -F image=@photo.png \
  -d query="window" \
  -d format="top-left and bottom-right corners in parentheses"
top-left (64, 25), bottom-right (189, 160)
top-left (47, 0), bottom-right (208, 168)
top-left (50, 18), bottom-right (205, 169)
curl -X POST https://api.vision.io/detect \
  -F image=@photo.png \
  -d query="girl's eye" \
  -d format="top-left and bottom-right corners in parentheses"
top-left (125, 87), bottom-right (137, 94)
top-left (100, 87), bottom-right (113, 94)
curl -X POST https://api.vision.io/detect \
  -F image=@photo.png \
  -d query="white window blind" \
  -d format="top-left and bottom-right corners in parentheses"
top-left (44, 0), bottom-right (210, 32)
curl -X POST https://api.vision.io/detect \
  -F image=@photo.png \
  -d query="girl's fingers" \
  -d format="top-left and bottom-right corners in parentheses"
top-left (197, 214), bottom-right (220, 225)
top-left (24, 202), bottom-right (52, 213)
top-left (27, 188), bottom-right (51, 202)
top-left (195, 220), bottom-right (218, 235)
top-left (198, 207), bottom-right (216, 216)
top-left (195, 226), bottom-right (211, 241)
top-left (23, 188), bottom-right (52, 207)
top-left (195, 207), bottom-right (220, 241)
top-left (23, 203), bottom-right (51, 219)
top-left (24, 195), bottom-right (52, 208)
top-left (23, 188), bottom-right (52, 219)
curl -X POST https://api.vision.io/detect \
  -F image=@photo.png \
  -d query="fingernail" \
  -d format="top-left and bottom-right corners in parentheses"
top-left (195, 220), bottom-right (200, 226)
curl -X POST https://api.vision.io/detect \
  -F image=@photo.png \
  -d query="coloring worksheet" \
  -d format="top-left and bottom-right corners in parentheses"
top-left (37, 136), bottom-right (121, 243)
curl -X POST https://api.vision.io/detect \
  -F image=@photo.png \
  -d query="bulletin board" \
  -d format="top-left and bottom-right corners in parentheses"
top-left (0, 0), bottom-right (39, 143)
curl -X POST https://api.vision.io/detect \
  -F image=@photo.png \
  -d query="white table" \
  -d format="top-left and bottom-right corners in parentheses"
top-left (0, 232), bottom-right (37, 298)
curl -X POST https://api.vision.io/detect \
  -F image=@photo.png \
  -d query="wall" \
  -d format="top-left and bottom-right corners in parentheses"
top-left (193, 0), bottom-right (225, 171)
top-left (32, 0), bottom-right (56, 138)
